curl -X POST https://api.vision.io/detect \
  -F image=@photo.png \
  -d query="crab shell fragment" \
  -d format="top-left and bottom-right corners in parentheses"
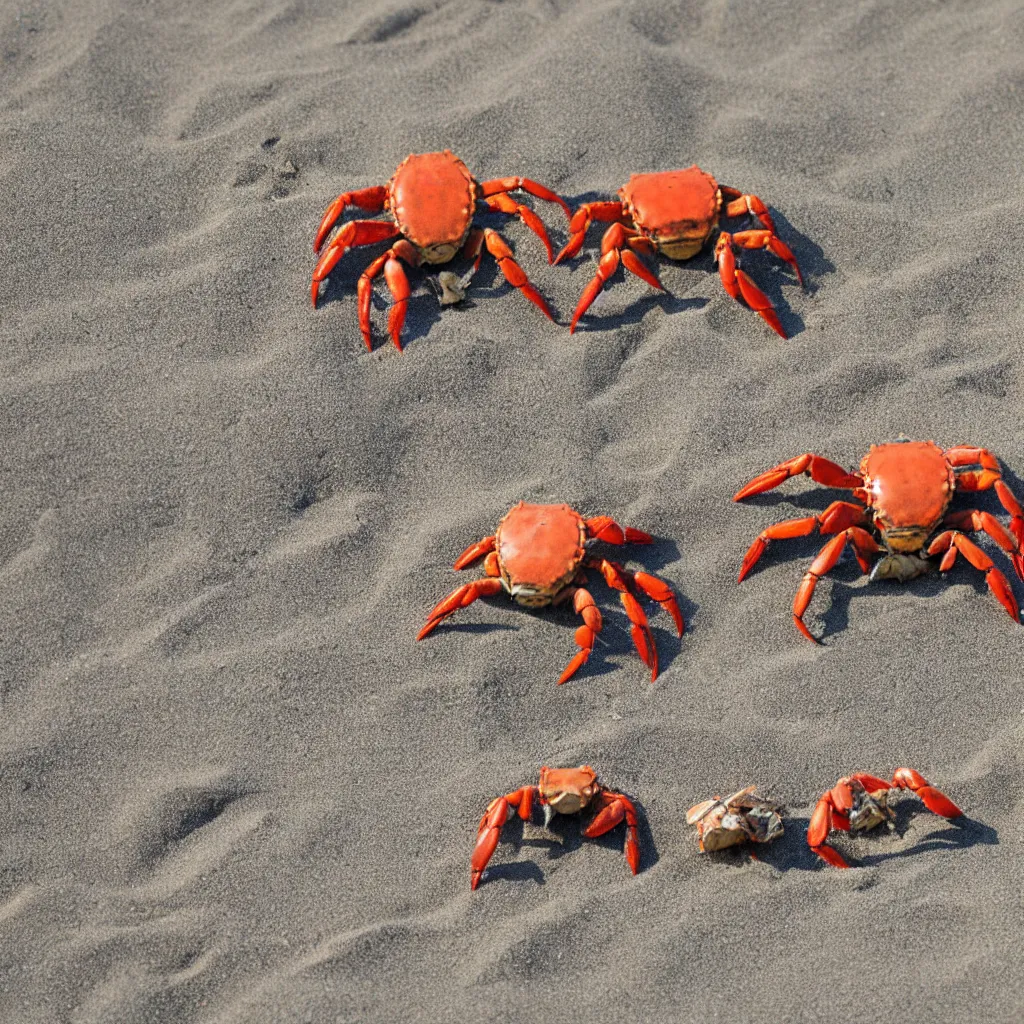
top-left (686, 786), bottom-right (785, 853)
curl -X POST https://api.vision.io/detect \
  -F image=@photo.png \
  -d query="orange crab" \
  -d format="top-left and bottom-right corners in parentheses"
top-left (808, 768), bottom-right (962, 868)
top-left (554, 165), bottom-right (803, 337)
top-left (416, 502), bottom-right (684, 683)
top-left (687, 786), bottom-right (784, 854)
top-left (734, 440), bottom-right (1024, 640)
top-left (311, 150), bottom-right (570, 350)
top-left (471, 765), bottom-right (640, 890)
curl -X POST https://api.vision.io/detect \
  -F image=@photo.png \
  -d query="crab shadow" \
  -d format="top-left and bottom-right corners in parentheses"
top-left (474, 798), bottom-right (656, 891)
top-left (428, 536), bottom-right (691, 681)
top-left (735, 483), bottom-right (1023, 641)
top-left (746, 808), bottom-right (996, 873)
top-left (555, 192), bottom-right (823, 340)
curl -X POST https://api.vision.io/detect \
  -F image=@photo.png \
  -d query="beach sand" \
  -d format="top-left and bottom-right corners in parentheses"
top-left (2, 1), bottom-right (1023, 1020)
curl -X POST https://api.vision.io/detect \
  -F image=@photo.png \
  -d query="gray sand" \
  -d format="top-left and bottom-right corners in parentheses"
top-left (2, 1), bottom-right (1023, 1021)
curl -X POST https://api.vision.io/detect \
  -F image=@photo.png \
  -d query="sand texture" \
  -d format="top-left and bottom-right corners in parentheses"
top-left (3, 0), bottom-right (1024, 1021)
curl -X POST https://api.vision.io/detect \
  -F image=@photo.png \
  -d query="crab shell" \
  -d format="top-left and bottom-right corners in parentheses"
top-left (539, 765), bottom-right (600, 815)
top-left (386, 150), bottom-right (477, 264)
top-left (860, 441), bottom-right (955, 577)
top-left (618, 166), bottom-right (722, 261)
top-left (495, 502), bottom-right (587, 607)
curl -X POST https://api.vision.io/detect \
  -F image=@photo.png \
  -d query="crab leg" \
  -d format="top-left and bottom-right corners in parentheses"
top-left (554, 201), bottom-right (630, 264)
top-left (927, 531), bottom-right (1020, 621)
top-left (941, 509), bottom-right (1023, 581)
top-left (720, 187), bottom-right (777, 233)
top-left (478, 176), bottom-right (572, 219)
top-left (792, 527), bottom-right (881, 643)
top-left (483, 193), bottom-right (556, 263)
top-left (313, 184), bottom-right (388, 254)
top-left (734, 453), bottom-right (864, 501)
top-left (738, 500), bottom-right (872, 582)
top-left (582, 789), bottom-right (640, 874)
top-left (559, 588), bottom-right (603, 685)
top-left (452, 534), bottom-right (497, 570)
top-left (462, 227), bottom-right (486, 274)
top-left (482, 228), bottom-right (555, 321)
top-left (355, 239), bottom-right (421, 351)
top-left (714, 232), bottom-right (788, 338)
top-left (471, 785), bottom-right (538, 890)
top-left (590, 556), bottom-right (682, 639)
top-left (729, 229), bottom-right (803, 286)
top-left (416, 577), bottom-right (505, 640)
top-left (589, 558), bottom-right (659, 680)
top-left (311, 220), bottom-right (401, 308)
top-left (632, 571), bottom-right (685, 636)
top-left (569, 248), bottom-right (618, 333)
top-left (567, 223), bottom-right (664, 334)
top-left (945, 445), bottom-right (1024, 565)
top-left (585, 515), bottom-right (652, 546)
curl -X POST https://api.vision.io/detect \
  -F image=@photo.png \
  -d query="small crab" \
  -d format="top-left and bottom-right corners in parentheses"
top-left (687, 786), bottom-right (784, 854)
top-left (734, 440), bottom-right (1024, 640)
top-left (417, 502), bottom-right (684, 683)
top-left (808, 768), bottom-right (963, 868)
top-left (554, 165), bottom-right (803, 336)
top-left (471, 765), bottom-right (640, 889)
top-left (311, 150), bottom-right (570, 350)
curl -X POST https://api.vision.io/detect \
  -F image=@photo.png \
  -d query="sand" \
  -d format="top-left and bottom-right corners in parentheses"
top-left (2, 0), bottom-right (1023, 1021)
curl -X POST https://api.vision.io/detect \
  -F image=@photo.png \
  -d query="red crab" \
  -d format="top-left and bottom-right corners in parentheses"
top-left (554, 165), bottom-right (803, 337)
top-left (734, 440), bottom-right (1024, 640)
top-left (311, 150), bottom-right (570, 350)
top-left (416, 502), bottom-right (683, 683)
top-left (471, 765), bottom-right (640, 890)
top-left (808, 768), bottom-right (962, 868)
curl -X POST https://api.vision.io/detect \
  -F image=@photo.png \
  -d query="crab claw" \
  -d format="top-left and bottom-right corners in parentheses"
top-left (583, 791), bottom-right (640, 875)
top-left (807, 795), bottom-right (851, 868)
top-left (471, 797), bottom-right (509, 890)
top-left (891, 768), bottom-right (963, 819)
top-left (471, 786), bottom-right (536, 890)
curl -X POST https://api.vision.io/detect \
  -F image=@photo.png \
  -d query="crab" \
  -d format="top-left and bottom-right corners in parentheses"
top-left (416, 502), bottom-right (684, 683)
top-left (734, 440), bottom-right (1024, 640)
top-left (686, 786), bottom-right (784, 854)
top-left (471, 765), bottom-right (640, 889)
top-left (311, 150), bottom-right (570, 350)
top-left (553, 165), bottom-right (803, 337)
top-left (808, 768), bottom-right (963, 868)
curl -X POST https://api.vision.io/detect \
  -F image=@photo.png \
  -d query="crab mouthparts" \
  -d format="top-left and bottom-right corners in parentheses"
top-left (510, 584), bottom-right (551, 607)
